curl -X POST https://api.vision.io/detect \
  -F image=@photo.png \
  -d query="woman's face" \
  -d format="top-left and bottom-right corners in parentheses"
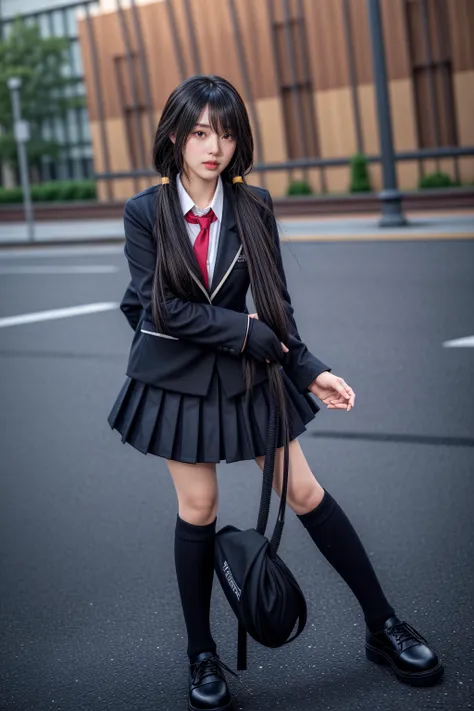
top-left (180, 105), bottom-right (236, 182)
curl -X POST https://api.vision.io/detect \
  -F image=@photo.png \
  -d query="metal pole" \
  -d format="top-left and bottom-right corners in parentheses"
top-left (8, 78), bottom-right (35, 242)
top-left (366, 0), bottom-right (406, 226)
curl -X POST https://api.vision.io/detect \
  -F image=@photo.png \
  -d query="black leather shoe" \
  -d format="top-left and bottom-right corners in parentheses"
top-left (188, 652), bottom-right (237, 710)
top-left (366, 615), bottom-right (444, 686)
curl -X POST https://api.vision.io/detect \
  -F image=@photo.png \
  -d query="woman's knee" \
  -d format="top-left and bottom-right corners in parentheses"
top-left (256, 439), bottom-right (324, 515)
top-left (176, 499), bottom-right (219, 526)
top-left (165, 459), bottom-right (218, 525)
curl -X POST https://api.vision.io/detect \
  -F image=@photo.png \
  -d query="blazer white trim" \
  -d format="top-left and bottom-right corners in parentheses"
top-left (140, 328), bottom-right (179, 340)
top-left (188, 244), bottom-right (243, 304)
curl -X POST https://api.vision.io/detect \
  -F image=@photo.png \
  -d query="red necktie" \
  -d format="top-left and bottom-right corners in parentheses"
top-left (184, 208), bottom-right (217, 289)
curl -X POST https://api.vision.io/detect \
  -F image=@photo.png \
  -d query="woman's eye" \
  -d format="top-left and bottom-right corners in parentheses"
top-left (223, 133), bottom-right (234, 140)
top-left (194, 131), bottom-right (205, 138)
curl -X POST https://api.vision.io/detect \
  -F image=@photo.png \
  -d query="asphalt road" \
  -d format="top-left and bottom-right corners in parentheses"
top-left (1, 237), bottom-right (473, 711)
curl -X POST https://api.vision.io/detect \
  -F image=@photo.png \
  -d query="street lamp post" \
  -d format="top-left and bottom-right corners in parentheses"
top-left (366, 0), bottom-right (407, 227)
top-left (7, 77), bottom-right (35, 242)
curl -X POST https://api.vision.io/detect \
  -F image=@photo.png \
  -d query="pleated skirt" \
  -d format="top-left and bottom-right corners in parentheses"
top-left (107, 366), bottom-right (319, 464)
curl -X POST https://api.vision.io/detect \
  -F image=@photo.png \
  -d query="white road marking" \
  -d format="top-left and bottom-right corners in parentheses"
top-left (0, 245), bottom-right (124, 259)
top-left (443, 336), bottom-right (474, 348)
top-left (0, 303), bottom-right (119, 329)
top-left (0, 266), bottom-right (118, 274)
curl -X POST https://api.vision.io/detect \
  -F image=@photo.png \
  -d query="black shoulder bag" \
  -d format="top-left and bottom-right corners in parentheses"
top-left (214, 396), bottom-right (307, 671)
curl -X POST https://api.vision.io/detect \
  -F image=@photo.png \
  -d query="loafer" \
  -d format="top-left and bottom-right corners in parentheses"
top-left (189, 651), bottom-right (237, 710)
top-left (366, 615), bottom-right (444, 686)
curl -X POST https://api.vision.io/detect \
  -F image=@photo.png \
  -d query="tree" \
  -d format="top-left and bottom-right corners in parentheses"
top-left (0, 18), bottom-right (85, 181)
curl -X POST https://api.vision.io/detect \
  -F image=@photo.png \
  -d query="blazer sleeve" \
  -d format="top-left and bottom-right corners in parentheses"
top-left (123, 196), bottom-right (249, 353)
top-left (263, 190), bottom-right (332, 392)
top-left (119, 280), bottom-right (142, 331)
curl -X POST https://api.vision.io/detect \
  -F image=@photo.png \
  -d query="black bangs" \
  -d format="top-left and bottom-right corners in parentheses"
top-left (207, 85), bottom-right (240, 137)
top-left (175, 79), bottom-right (241, 142)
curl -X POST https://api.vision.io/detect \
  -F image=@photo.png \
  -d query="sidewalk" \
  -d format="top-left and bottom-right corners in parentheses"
top-left (0, 212), bottom-right (472, 246)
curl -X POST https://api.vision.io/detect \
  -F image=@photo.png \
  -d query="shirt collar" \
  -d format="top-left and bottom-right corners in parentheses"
top-left (177, 173), bottom-right (223, 222)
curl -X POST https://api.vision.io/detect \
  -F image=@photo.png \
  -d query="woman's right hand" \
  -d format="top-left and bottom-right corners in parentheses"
top-left (247, 313), bottom-right (289, 363)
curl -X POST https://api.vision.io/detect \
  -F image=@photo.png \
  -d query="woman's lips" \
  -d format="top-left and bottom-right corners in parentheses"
top-left (203, 162), bottom-right (218, 169)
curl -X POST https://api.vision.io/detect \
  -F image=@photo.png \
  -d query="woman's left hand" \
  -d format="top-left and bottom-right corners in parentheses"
top-left (308, 371), bottom-right (355, 412)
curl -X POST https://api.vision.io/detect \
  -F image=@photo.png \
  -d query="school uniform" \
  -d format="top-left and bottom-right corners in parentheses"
top-left (107, 177), bottom-right (331, 463)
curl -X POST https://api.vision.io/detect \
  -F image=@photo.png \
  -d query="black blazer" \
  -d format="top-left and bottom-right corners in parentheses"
top-left (120, 181), bottom-right (331, 398)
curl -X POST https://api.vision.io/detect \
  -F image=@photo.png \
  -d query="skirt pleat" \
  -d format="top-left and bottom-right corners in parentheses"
top-left (108, 366), bottom-right (319, 464)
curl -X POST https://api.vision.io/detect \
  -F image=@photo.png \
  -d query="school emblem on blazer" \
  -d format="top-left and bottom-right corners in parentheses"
top-left (236, 252), bottom-right (247, 263)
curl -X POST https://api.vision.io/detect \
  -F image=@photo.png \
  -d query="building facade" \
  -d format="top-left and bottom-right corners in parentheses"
top-left (2, 0), bottom-right (473, 198)
top-left (0, 0), bottom-right (99, 184)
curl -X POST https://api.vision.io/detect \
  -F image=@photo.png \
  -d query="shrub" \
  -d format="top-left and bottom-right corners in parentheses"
top-left (287, 179), bottom-right (313, 196)
top-left (74, 181), bottom-right (97, 200)
top-left (0, 187), bottom-right (23, 203)
top-left (55, 182), bottom-right (79, 200)
top-left (37, 183), bottom-right (61, 201)
top-left (349, 153), bottom-right (372, 192)
top-left (0, 180), bottom-right (97, 203)
top-left (418, 172), bottom-right (458, 189)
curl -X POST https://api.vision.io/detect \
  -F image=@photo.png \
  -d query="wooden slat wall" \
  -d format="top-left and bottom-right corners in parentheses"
top-left (79, 0), bottom-right (473, 112)
top-left (78, 0), bottom-right (473, 192)
top-left (347, 0), bottom-right (373, 85)
top-left (380, 0), bottom-right (411, 80)
top-left (447, 0), bottom-right (474, 71)
top-left (303, 0), bottom-right (350, 90)
top-left (234, 0), bottom-right (278, 98)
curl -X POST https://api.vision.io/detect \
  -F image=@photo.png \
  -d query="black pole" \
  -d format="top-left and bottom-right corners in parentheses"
top-left (366, 0), bottom-right (406, 226)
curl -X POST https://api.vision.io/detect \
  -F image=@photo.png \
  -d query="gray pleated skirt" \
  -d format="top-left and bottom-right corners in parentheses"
top-left (107, 366), bottom-right (319, 464)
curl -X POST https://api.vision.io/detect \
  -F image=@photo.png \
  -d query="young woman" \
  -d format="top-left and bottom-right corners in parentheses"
top-left (108, 75), bottom-right (443, 710)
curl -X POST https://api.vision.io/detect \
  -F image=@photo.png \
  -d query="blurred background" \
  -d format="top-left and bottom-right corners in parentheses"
top-left (0, 0), bottom-right (473, 210)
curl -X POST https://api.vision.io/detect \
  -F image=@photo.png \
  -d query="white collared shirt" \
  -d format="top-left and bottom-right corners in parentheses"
top-left (177, 173), bottom-right (224, 287)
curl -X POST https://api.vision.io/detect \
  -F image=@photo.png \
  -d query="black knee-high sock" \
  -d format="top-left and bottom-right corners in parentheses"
top-left (297, 489), bottom-right (395, 633)
top-left (174, 515), bottom-right (217, 662)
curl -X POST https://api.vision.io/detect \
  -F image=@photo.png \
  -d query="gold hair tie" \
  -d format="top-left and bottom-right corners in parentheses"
top-left (161, 176), bottom-right (170, 185)
top-left (232, 176), bottom-right (244, 184)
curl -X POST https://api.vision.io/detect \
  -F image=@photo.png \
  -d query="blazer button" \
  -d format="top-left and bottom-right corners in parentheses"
top-left (229, 348), bottom-right (236, 353)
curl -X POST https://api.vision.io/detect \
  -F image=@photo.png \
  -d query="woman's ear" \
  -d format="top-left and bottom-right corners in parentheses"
top-left (169, 133), bottom-right (176, 144)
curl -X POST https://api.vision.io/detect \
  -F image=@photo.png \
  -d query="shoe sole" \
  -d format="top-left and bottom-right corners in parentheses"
top-left (366, 643), bottom-right (444, 687)
top-left (188, 700), bottom-right (234, 711)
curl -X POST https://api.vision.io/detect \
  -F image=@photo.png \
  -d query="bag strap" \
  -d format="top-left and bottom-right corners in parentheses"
top-left (237, 620), bottom-right (248, 671)
top-left (256, 396), bottom-right (278, 536)
top-left (255, 395), bottom-right (290, 559)
top-left (270, 416), bottom-right (289, 558)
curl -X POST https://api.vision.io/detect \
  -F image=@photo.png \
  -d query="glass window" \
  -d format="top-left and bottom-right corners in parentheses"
top-left (67, 110), bottom-right (79, 144)
top-left (38, 14), bottom-right (50, 38)
top-left (52, 11), bottom-right (64, 37)
top-left (65, 8), bottom-right (77, 37)
top-left (81, 108), bottom-right (91, 141)
top-left (71, 40), bottom-right (83, 76)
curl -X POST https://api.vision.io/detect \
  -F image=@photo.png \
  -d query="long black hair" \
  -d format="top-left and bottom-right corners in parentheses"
top-left (151, 74), bottom-right (290, 450)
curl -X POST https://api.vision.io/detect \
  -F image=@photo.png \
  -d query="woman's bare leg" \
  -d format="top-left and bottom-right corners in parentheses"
top-left (166, 458), bottom-right (218, 524)
top-left (255, 438), bottom-right (324, 515)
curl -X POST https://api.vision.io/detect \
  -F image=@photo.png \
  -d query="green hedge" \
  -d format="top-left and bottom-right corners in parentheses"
top-left (349, 153), bottom-right (372, 193)
top-left (287, 179), bottom-right (313, 196)
top-left (0, 180), bottom-right (97, 203)
top-left (418, 172), bottom-right (460, 189)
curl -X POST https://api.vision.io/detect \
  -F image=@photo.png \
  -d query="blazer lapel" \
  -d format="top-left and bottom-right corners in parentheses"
top-left (209, 182), bottom-right (242, 300)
